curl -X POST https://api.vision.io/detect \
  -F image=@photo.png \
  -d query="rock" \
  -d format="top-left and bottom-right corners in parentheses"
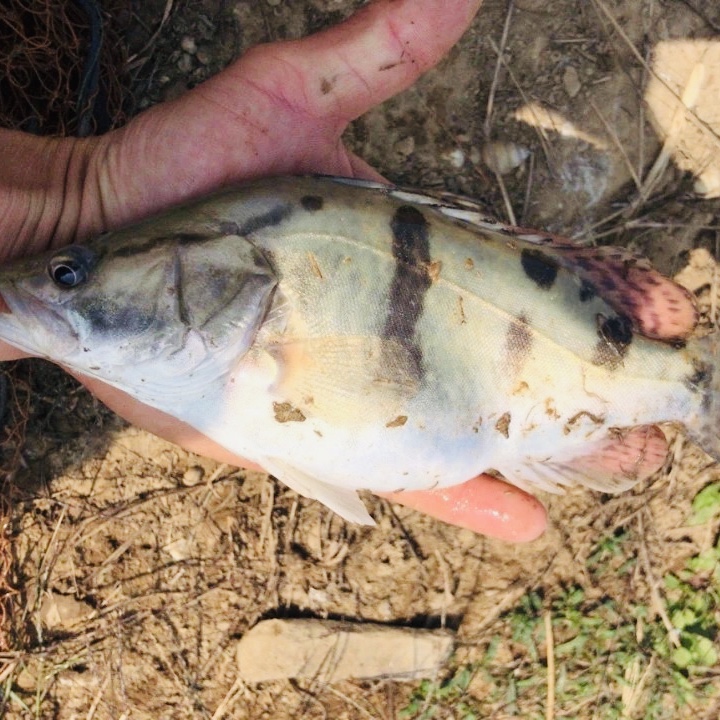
top-left (393, 136), bottom-right (415, 159)
top-left (181, 36), bottom-right (197, 55)
top-left (481, 141), bottom-right (530, 175)
top-left (181, 465), bottom-right (204, 486)
top-left (235, 618), bottom-right (454, 683)
top-left (444, 148), bottom-right (465, 169)
top-left (40, 592), bottom-right (95, 630)
top-left (177, 52), bottom-right (194, 74)
top-left (646, 40), bottom-right (720, 198)
top-left (563, 66), bottom-right (581, 98)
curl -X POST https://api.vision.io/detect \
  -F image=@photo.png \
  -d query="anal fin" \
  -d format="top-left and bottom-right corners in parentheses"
top-left (503, 425), bottom-right (668, 495)
top-left (263, 457), bottom-right (376, 526)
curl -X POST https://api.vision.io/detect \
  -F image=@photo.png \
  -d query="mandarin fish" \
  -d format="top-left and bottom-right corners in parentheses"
top-left (0, 176), bottom-right (717, 524)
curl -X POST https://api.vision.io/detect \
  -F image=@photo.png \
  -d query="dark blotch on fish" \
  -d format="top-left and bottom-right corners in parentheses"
top-left (301, 195), bottom-right (324, 212)
top-left (505, 314), bottom-right (533, 374)
top-left (686, 363), bottom-right (711, 391)
top-left (237, 204), bottom-right (293, 236)
top-left (382, 205), bottom-right (432, 381)
top-left (686, 361), bottom-right (714, 412)
top-left (579, 279), bottom-right (596, 302)
top-left (599, 314), bottom-right (633, 348)
top-left (495, 412), bottom-right (512, 438)
top-left (520, 249), bottom-right (559, 290)
top-left (84, 300), bottom-right (156, 336)
top-left (386, 415), bottom-right (408, 428)
top-left (112, 233), bottom-right (211, 258)
top-left (592, 314), bottom-right (633, 369)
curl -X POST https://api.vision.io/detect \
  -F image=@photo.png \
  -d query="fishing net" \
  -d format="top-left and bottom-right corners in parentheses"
top-left (0, 0), bottom-right (131, 136)
top-left (0, 0), bottom-right (134, 650)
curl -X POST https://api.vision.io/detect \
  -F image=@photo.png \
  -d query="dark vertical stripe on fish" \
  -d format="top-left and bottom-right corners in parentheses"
top-left (592, 313), bottom-right (634, 369)
top-left (505, 313), bottom-right (533, 375)
top-left (236, 204), bottom-right (293, 236)
top-left (521, 249), bottom-right (559, 289)
top-left (382, 205), bottom-right (432, 379)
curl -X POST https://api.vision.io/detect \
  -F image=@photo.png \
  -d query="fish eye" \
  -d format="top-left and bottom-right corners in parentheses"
top-left (47, 246), bottom-right (96, 289)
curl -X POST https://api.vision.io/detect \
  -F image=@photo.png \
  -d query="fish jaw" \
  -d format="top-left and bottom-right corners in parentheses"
top-left (0, 282), bottom-right (81, 360)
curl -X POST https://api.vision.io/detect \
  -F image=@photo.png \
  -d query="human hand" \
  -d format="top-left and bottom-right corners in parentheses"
top-left (0, 0), bottom-right (693, 540)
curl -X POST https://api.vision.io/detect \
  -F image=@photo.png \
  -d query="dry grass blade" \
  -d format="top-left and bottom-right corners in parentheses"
top-left (638, 515), bottom-right (680, 649)
top-left (125, 0), bottom-right (174, 70)
top-left (589, 99), bottom-right (641, 191)
top-left (483, 0), bottom-right (515, 139)
top-left (544, 610), bottom-right (555, 720)
top-left (636, 61), bottom-right (705, 207)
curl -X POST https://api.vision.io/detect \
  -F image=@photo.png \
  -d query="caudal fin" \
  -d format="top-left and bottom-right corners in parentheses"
top-left (684, 331), bottom-right (720, 461)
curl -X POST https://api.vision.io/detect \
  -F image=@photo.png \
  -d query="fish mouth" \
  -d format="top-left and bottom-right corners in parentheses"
top-left (0, 287), bottom-right (79, 359)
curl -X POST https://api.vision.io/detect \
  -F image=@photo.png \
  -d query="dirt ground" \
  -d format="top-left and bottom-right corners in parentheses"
top-left (2, 0), bottom-right (720, 718)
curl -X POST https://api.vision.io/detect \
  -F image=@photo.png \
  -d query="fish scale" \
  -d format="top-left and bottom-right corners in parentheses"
top-left (0, 176), bottom-right (716, 524)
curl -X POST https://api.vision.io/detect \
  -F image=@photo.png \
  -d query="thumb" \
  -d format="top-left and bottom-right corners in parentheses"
top-left (90, 0), bottom-right (483, 232)
top-left (235, 0), bottom-right (484, 126)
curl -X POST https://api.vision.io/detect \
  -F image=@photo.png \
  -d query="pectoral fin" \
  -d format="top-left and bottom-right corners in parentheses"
top-left (263, 457), bottom-right (376, 525)
top-left (269, 335), bottom-right (419, 427)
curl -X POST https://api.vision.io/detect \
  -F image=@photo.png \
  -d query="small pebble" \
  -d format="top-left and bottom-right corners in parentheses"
top-left (482, 140), bottom-right (530, 175)
top-left (393, 136), bottom-right (415, 158)
top-left (182, 466), bottom-right (205, 486)
top-left (181, 36), bottom-right (197, 55)
top-left (563, 66), bottom-right (581, 98)
top-left (445, 148), bottom-right (466, 169)
top-left (177, 53), bottom-right (193, 74)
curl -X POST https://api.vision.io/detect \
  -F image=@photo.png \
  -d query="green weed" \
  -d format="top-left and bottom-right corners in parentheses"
top-left (400, 486), bottom-right (720, 719)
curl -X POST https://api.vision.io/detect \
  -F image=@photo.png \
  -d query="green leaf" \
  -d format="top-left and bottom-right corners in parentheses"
top-left (672, 646), bottom-right (693, 668)
top-left (692, 636), bottom-right (719, 667)
top-left (671, 608), bottom-right (697, 629)
top-left (687, 548), bottom-right (720, 574)
top-left (689, 483), bottom-right (720, 525)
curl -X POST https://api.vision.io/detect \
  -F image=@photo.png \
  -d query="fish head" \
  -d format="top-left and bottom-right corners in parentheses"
top-left (0, 240), bottom-right (192, 365)
top-left (0, 231), bottom-right (279, 402)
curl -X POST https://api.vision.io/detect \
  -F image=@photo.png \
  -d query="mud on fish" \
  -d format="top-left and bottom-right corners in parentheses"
top-left (0, 176), bottom-right (716, 524)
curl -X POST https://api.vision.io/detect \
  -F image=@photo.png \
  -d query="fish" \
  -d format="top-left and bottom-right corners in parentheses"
top-left (0, 176), bottom-right (716, 524)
